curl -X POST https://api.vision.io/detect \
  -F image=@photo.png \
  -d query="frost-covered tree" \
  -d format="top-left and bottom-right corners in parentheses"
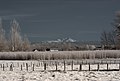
top-left (108, 31), bottom-right (116, 45)
top-left (22, 35), bottom-right (30, 51)
top-left (100, 31), bottom-right (109, 46)
top-left (113, 11), bottom-right (120, 48)
top-left (101, 31), bottom-right (116, 46)
top-left (10, 19), bottom-right (23, 51)
top-left (0, 18), bottom-right (7, 51)
top-left (115, 12), bottom-right (120, 40)
top-left (100, 30), bottom-right (116, 50)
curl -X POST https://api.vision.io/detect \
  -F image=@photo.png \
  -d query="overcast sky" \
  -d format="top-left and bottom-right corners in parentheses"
top-left (0, 0), bottom-right (120, 42)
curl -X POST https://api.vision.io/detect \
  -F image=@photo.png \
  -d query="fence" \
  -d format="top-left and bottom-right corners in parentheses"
top-left (0, 59), bottom-right (120, 71)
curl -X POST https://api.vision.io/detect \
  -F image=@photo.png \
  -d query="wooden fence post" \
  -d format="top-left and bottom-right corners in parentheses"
top-left (33, 64), bottom-right (34, 71)
top-left (89, 63), bottom-right (90, 71)
top-left (3, 64), bottom-right (4, 71)
top-left (44, 63), bottom-right (46, 70)
top-left (107, 64), bottom-right (109, 70)
top-left (64, 61), bottom-right (66, 71)
top-left (79, 64), bottom-right (82, 71)
top-left (26, 63), bottom-right (28, 71)
top-left (55, 61), bottom-right (57, 71)
top-left (10, 64), bottom-right (13, 71)
top-left (97, 64), bottom-right (99, 71)
top-left (71, 60), bottom-right (73, 71)
top-left (21, 65), bottom-right (22, 71)
top-left (119, 63), bottom-right (120, 71)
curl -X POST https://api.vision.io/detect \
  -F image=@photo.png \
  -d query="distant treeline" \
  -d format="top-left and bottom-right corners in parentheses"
top-left (31, 42), bottom-right (99, 51)
top-left (0, 50), bottom-right (120, 60)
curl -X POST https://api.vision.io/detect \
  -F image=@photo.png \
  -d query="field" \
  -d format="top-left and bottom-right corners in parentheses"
top-left (0, 60), bottom-right (120, 81)
top-left (0, 50), bottom-right (120, 81)
top-left (1, 68), bottom-right (120, 81)
top-left (0, 50), bottom-right (120, 60)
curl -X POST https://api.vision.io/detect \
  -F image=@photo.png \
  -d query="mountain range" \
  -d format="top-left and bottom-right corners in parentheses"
top-left (47, 38), bottom-right (76, 43)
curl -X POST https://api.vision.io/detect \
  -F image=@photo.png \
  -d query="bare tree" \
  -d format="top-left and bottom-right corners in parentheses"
top-left (0, 18), bottom-right (7, 51)
top-left (100, 30), bottom-right (116, 49)
top-left (115, 12), bottom-right (120, 42)
top-left (112, 11), bottom-right (120, 49)
top-left (10, 19), bottom-right (23, 51)
top-left (22, 35), bottom-right (30, 51)
top-left (100, 31), bottom-right (109, 46)
top-left (108, 31), bottom-right (116, 45)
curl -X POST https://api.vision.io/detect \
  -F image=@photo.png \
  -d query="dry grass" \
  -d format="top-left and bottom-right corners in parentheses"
top-left (0, 50), bottom-right (120, 60)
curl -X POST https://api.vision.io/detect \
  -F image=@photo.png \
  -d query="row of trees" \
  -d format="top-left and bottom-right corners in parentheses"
top-left (101, 11), bottom-right (120, 49)
top-left (0, 18), bottom-right (30, 51)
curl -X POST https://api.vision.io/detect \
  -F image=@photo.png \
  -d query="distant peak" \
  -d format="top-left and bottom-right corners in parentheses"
top-left (47, 38), bottom-right (76, 43)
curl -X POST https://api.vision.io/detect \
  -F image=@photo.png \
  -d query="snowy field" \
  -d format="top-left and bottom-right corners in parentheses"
top-left (0, 60), bottom-right (120, 81)
top-left (0, 50), bottom-right (120, 81)
top-left (1, 69), bottom-right (120, 81)
top-left (0, 50), bottom-right (120, 60)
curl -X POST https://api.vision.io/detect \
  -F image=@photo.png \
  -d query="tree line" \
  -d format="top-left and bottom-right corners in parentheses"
top-left (100, 11), bottom-right (120, 49)
top-left (0, 18), bottom-right (30, 51)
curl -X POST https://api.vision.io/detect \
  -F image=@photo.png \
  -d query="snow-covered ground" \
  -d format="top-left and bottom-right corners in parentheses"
top-left (0, 61), bottom-right (120, 81)
top-left (1, 70), bottom-right (120, 81)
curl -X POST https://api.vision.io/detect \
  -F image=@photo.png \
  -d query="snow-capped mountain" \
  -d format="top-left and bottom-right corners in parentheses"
top-left (62, 38), bottom-right (76, 42)
top-left (47, 38), bottom-right (76, 43)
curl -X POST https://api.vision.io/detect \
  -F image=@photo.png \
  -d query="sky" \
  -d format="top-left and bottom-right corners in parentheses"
top-left (0, 0), bottom-right (120, 42)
